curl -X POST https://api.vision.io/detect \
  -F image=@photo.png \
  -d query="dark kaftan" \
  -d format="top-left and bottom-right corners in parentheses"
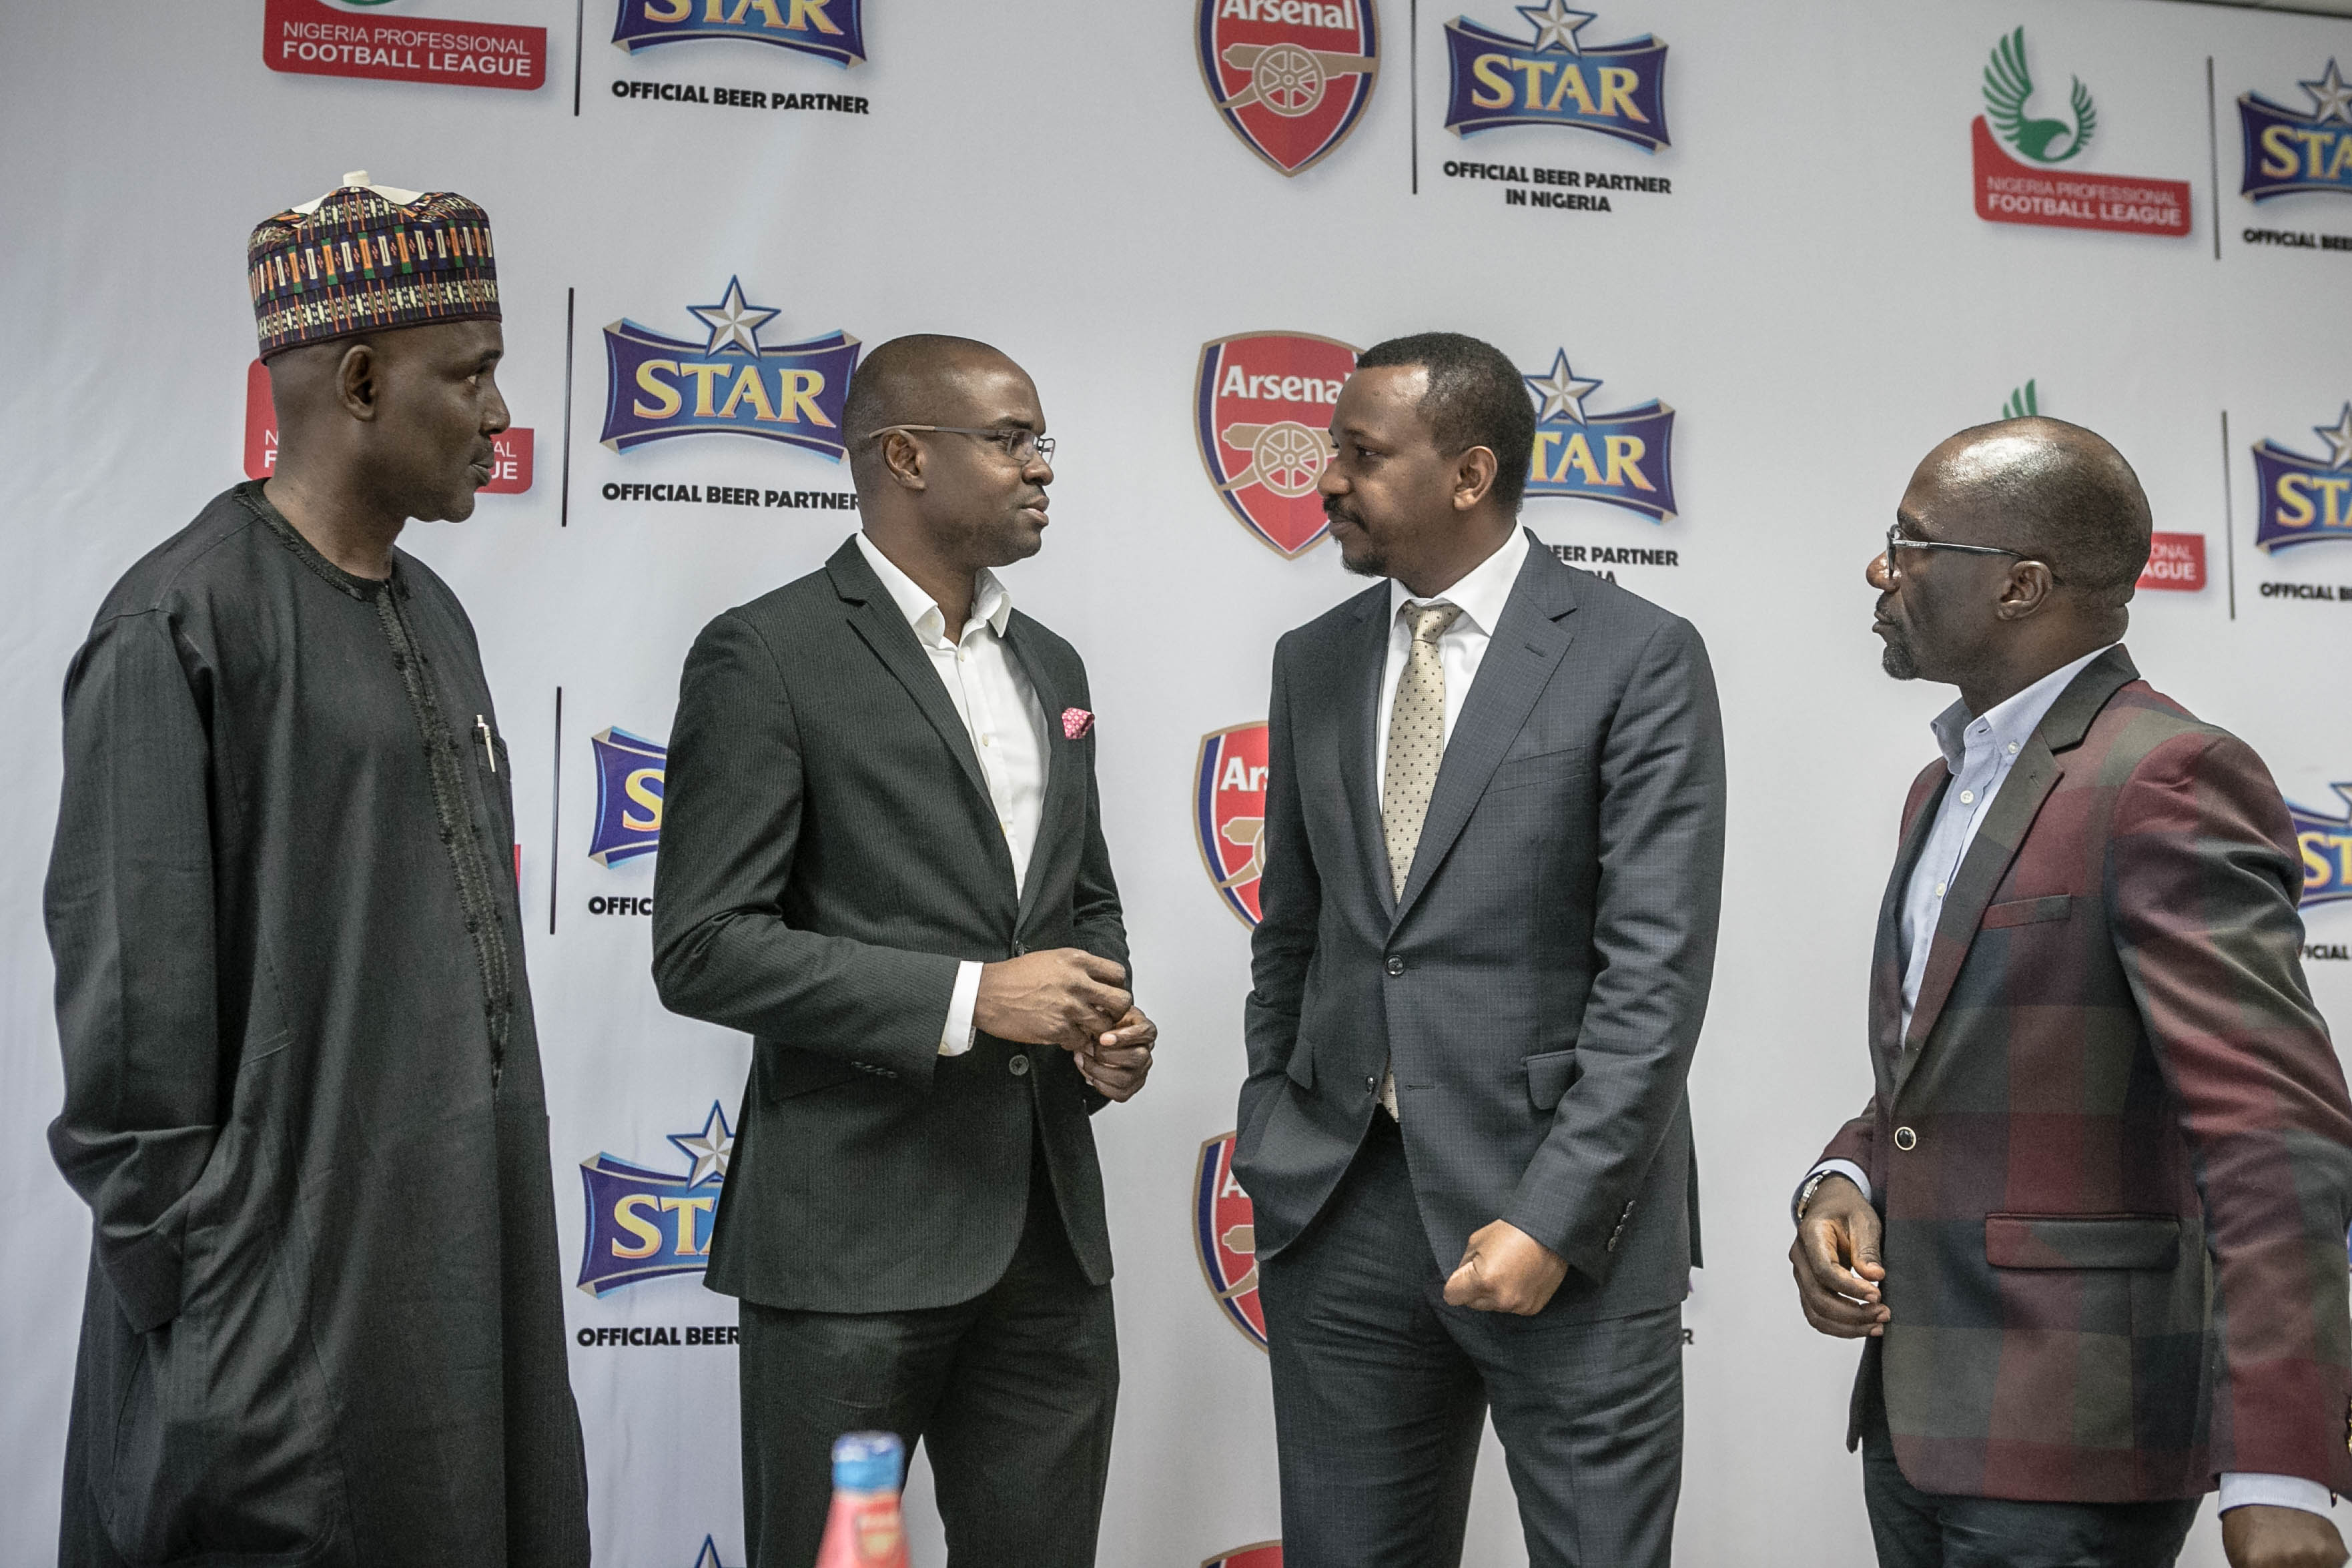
top-left (46, 481), bottom-right (589, 1567)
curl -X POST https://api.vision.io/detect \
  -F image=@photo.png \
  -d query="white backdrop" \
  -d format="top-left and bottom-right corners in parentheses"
top-left (6, 3), bottom-right (2352, 1565)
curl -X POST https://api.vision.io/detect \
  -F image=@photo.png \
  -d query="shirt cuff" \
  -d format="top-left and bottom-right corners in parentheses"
top-left (938, 960), bottom-right (982, 1057)
top-left (2219, 1473), bottom-right (2335, 1517)
top-left (1793, 1160), bottom-right (1873, 1224)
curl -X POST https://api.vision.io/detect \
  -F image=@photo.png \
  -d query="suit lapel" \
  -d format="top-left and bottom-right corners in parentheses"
top-left (1870, 773), bottom-right (1947, 1104)
top-left (1333, 589), bottom-right (1397, 920)
top-left (826, 539), bottom-right (1004, 847)
top-left (1393, 538), bottom-right (1579, 926)
top-left (1890, 646), bottom-right (2140, 1100)
top-left (1002, 614), bottom-right (1078, 931)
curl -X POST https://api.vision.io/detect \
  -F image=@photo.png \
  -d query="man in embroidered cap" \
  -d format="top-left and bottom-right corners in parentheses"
top-left (45, 174), bottom-right (589, 1567)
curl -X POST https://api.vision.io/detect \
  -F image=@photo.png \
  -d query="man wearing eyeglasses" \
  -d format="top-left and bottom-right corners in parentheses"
top-left (651, 334), bottom-right (1154, 1568)
top-left (1789, 417), bottom-right (2352, 1568)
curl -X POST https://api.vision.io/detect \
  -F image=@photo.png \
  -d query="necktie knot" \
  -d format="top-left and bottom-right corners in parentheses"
top-left (1406, 602), bottom-right (1462, 645)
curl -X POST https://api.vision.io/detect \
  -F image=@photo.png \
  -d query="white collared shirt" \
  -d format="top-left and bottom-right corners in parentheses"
top-left (1374, 527), bottom-right (1533, 805)
top-left (1800, 642), bottom-right (2327, 1519)
top-left (854, 532), bottom-right (1050, 1056)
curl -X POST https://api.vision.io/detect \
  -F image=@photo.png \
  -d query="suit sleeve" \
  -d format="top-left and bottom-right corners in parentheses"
top-left (651, 610), bottom-right (961, 1088)
top-left (1503, 617), bottom-right (1727, 1283)
top-left (1238, 637), bottom-right (1316, 1164)
top-left (2111, 731), bottom-right (2352, 1489)
top-left (43, 611), bottom-right (222, 1335)
top-left (1066, 657), bottom-right (1124, 1115)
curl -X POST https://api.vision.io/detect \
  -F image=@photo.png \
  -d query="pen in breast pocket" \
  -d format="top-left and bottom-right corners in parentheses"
top-left (476, 715), bottom-right (496, 773)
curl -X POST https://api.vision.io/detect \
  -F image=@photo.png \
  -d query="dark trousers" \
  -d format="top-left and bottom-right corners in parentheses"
top-left (1862, 1393), bottom-right (2202, 1567)
top-left (1257, 1115), bottom-right (1684, 1568)
top-left (736, 1139), bottom-right (1118, 1568)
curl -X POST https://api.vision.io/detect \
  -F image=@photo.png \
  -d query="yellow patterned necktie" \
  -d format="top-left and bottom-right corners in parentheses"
top-left (1377, 601), bottom-right (1461, 1120)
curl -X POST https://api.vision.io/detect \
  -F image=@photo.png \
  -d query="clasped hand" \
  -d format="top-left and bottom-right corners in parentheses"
top-left (974, 948), bottom-right (1155, 1101)
top-left (1444, 1218), bottom-right (1569, 1315)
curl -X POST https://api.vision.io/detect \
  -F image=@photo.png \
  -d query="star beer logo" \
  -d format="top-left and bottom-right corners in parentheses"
top-left (1194, 723), bottom-right (1270, 926)
top-left (1443, 1), bottom-right (1668, 148)
top-left (576, 1104), bottom-right (733, 1294)
top-left (2253, 404), bottom-right (2352, 552)
top-left (1193, 1131), bottom-right (1267, 1348)
top-left (600, 276), bottom-right (859, 456)
top-left (2240, 59), bottom-right (2352, 202)
top-left (1196, 0), bottom-right (1380, 175)
top-left (611, 0), bottom-right (863, 65)
top-left (2290, 785), bottom-right (2352, 908)
top-left (1196, 332), bottom-right (1360, 556)
top-left (589, 727), bottom-right (667, 865)
top-left (1970, 29), bottom-right (2189, 237)
top-left (1521, 348), bottom-right (1675, 521)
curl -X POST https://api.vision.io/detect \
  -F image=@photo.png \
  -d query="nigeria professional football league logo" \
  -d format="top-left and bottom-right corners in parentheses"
top-left (2253, 404), bottom-right (2352, 552)
top-left (1970, 29), bottom-right (2188, 236)
top-left (1443, 2), bottom-right (1667, 147)
top-left (576, 1104), bottom-right (732, 1294)
top-left (2292, 786), bottom-right (2352, 908)
top-left (1194, 1131), bottom-right (1267, 1348)
top-left (589, 727), bottom-right (667, 865)
top-left (1195, 723), bottom-right (1270, 926)
top-left (1197, 0), bottom-right (1379, 175)
top-left (612, 0), bottom-right (864, 65)
top-left (2240, 60), bottom-right (2352, 201)
top-left (1196, 332), bottom-right (1359, 556)
top-left (1521, 348), bottom-right (1675, 521)
top-left (600, 277), bottom-right (859, 456)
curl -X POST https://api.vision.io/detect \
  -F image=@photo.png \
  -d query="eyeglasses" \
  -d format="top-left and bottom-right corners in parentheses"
top-left (863, 425), bottom-right (1055, 464)
top-left (1882, 524), bottom-right (2059, 582)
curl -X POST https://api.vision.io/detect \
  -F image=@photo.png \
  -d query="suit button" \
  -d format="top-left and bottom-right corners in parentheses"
top-left (1010, 1054), bottom-right (1031, 1077)
top-left (1014, 942), bottom-right (1028, 956)
top-left (1365, 1076), bottom-right (1378, 1092)
top-left (1386, 956), bottom-right (1405, 976)
top-left (1894, 1126), bottom-right (1917, 1151)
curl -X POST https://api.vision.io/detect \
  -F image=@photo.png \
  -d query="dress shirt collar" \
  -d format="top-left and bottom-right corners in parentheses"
top-left (1928, 643), bottom-right (2118, 773)
top-left (855, 531), bottom-right (1012, 645)
top-left (1386, 526), bottom-right (1533, 634)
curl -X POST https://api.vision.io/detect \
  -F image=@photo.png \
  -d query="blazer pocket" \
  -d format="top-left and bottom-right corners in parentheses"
top-left (1489, 741), bottom-right (1591, 795)
top-left (1525, 1048), bottom-right (1579, 1112)
top-left (1984, 1212), bottom-right (2181, 1270)
top-left (1982, 894), bottom-right (2073, 929)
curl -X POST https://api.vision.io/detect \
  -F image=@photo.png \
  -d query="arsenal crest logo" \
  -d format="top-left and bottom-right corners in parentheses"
top-left (1196, 333), bottom-right (1360, 557)
top-left (1195, 723), bottom-right (1270, 926)
top-left (1201, 1545), bottom-right (1283, 1568)
top-left (1193, 1131), bottom-right (1267, 1349)
top-left (1196, 0), bottom-right (1380, 176)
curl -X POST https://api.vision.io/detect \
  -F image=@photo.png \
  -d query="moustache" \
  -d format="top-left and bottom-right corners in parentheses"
top-left (1323, 496), bottom-right (1359, 524)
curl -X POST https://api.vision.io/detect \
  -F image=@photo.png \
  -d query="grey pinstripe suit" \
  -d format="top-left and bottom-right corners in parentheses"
top-left (1234, 533), bottom-right (1725, 1567)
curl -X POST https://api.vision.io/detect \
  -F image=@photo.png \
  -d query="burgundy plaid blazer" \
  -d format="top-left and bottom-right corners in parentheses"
top-left (1820, 647), bottom-right (2352, 1502)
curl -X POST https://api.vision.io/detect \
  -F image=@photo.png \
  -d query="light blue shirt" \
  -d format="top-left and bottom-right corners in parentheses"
top-left (1802, 645), bottom-right (2329, 1518)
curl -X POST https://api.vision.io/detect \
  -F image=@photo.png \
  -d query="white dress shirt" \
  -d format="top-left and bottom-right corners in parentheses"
top-left (855, 532), bottom-right (1050, 1057)
top-left (1799, 643), bottom-right (2325, 1518)
top-left (1374, 527), bottom-right (1533, 803)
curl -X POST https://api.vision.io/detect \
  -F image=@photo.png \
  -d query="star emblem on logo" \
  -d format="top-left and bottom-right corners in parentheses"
top-left (1517, 0), bottom-right (1597, 53)
top-left (2301, 59), bottom-right (2352, 124)
top-left (2316, 402), bottom-right (2352, 469)
top-left (689, 1537), bottom-right (739, 1568)
top-left (689, 277), bottom-right (779, 356)
top-left (1526, 350), bottom-right (1603, 424)
top-left (667, 1103), bottom-right (734, 1188)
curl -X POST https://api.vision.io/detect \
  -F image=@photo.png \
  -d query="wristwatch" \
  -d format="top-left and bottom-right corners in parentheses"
top-left (1794, 1170), bottom-right (1835, 1223)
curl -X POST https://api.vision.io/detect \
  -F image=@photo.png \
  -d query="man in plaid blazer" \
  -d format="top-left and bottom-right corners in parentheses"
top-left (1790, 418), bottom-right (2352, 1568)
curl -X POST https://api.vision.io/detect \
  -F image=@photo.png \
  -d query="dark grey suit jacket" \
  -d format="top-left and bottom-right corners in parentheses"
top-left (1234, 533), bottom-right (1725, 1316)
top-left (652, 537), bottom-right (1128, 1314)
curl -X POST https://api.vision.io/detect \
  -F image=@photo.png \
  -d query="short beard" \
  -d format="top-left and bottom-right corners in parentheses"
top-left (1879, 631), bottom-right (1919, 681)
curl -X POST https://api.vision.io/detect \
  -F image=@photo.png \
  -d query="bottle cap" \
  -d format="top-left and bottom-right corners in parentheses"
top-left (831, 1431), bottom-right (903, 1493)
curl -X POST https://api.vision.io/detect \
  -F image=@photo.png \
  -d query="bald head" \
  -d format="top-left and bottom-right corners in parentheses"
top-left (1917, 417), bottom-right (2152, 608)
top-left (844, 334), bottom-right (1022, 496)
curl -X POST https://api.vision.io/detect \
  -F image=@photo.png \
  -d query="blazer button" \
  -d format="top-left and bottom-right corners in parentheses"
top-left (1010, 1054), bottom-right (1031, 1077)
top-left (1365, 1075), bottom-right (1378, 1092)
top-left (1894, 1126), bottom-right (1918, 1151)
top-left (1014, 941), bottom-right (1028, 956)
top-left (1386, 956), bottom-right (1406, 977)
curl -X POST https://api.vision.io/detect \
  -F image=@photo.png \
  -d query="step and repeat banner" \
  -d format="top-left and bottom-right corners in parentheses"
top-left (5, 3), bottom-right (2352, 1564)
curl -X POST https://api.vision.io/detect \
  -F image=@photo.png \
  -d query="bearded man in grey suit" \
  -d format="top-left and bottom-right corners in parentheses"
top-left (1234, 332), bottom-right (1727, 1568)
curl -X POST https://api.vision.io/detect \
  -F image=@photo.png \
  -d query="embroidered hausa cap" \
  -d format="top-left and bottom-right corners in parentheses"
top-left (248, 171), bottom-right (499, 357)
